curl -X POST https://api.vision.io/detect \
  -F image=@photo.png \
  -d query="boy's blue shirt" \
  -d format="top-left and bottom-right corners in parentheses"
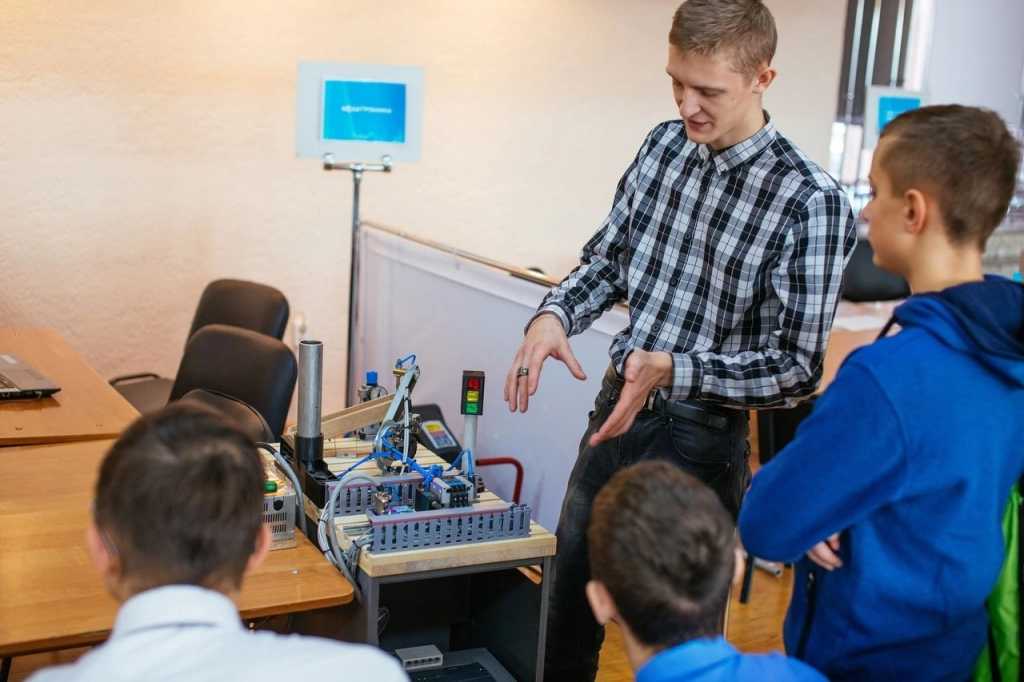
top-left (739, 276), bottom-right (1024, 681)
top-left (635, 636), bottom-right (825, 682)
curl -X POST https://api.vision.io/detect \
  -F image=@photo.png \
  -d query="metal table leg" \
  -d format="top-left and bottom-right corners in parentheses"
top-left (739, 553), bottom-right (756, 604)
top-left (534, 557), bottom-right (555, 682)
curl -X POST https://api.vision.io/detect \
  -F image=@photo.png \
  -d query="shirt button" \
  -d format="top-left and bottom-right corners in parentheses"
top-left (670, 275), bottom-right (680, 286)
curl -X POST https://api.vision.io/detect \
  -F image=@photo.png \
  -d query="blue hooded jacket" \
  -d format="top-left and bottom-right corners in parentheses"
top-left (739, 277), bottom-right (1024, 681)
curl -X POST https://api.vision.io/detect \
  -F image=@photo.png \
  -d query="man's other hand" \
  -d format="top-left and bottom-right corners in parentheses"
top-left (588, 350), bottom-right (672, 446)
top-left (504, 313), bottom-right (587, 413)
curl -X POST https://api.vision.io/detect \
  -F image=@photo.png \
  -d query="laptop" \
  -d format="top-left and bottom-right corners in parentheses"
top-left (0, 354), bottom-right (61, 400)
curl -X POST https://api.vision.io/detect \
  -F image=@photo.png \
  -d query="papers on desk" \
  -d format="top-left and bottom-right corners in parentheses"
top-left (832, 315), bottom-right (889, 332)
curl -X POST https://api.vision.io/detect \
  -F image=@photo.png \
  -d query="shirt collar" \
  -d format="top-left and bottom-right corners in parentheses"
top-left (696, 112), bottom-right (776, 175)
top-left (111, 585), bottom-right (243, 639)
top-left (636, 636), bottom-right (738, 682)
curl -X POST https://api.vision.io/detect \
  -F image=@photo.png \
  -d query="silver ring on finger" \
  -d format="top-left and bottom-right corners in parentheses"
top-left (517, 366), bottom-right (529, 378)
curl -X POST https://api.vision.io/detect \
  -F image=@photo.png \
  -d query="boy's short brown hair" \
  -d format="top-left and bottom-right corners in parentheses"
top-left (878, 104), bottom-right (1021, 248)
top-left (669, 0), bottom-right (777, 78)
top-left (94, 403), bottom-right (265, 593)
top-left (588, 461), bottom-right (735, 648)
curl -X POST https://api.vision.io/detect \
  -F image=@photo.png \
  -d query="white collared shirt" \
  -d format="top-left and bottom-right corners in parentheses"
top-left (28, 585), bottom-right (407, 682)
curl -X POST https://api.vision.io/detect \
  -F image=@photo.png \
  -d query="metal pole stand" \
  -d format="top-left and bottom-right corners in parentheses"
top-left (322, 153), bottom-right (392, 407)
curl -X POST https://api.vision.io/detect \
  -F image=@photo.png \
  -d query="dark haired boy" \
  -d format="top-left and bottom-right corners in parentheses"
top-left (29, 403), bottom-right (406, 682)
top-left (587, 461), bottom-right (824, 681)
top-left (739, 105), bottom-right (1024, 680)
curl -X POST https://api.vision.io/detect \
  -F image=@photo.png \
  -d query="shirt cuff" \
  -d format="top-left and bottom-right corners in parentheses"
top-left (613, 343), bottom-right (634, 376)
top-left (666, 353), bottom-right (702, 401)
top-left (525, 305), bottom-right (571, 336)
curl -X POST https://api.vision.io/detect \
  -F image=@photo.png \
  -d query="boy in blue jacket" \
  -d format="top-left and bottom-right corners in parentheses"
top-left (738, 104), bottom-right (1024, 681)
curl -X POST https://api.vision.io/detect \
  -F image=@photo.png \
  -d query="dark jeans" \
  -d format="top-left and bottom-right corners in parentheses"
top-left (544, 366), bottom-right (751, 681)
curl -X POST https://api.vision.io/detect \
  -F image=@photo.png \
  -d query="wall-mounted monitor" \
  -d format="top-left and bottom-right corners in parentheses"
top-left (296, 62), bottom-right (424, 162)
top-left (865, 86), bottom-right (924, 147)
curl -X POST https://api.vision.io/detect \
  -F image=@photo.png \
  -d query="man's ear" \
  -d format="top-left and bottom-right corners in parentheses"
top-left (244, 524), bottom-right (272, 576)
top-left (86, 521), bottom-right (119, 583)
top-left (751, 64), bottom-right (777, 94)
top-left (586, 580), bottom-right (617, 626)
top-left (903, 188), bottom-right (928, 235)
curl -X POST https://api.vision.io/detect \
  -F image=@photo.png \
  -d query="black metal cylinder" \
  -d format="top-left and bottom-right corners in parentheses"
top-left (295, 434), bottom-right (324, 472)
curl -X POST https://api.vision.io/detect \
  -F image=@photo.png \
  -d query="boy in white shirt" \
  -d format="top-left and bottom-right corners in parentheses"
top-left (29, 403), bottom-right (406, 682)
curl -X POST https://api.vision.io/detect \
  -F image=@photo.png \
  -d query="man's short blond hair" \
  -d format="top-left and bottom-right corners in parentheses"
top-left (670, 0), bottom-right (777, 78)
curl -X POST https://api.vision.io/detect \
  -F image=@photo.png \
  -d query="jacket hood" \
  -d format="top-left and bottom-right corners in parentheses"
top-left (893, 276), bottom-right (1024, 388)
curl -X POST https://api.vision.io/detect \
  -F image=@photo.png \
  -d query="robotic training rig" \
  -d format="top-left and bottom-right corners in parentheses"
top-left (280, 343), bottom-right (532, 595)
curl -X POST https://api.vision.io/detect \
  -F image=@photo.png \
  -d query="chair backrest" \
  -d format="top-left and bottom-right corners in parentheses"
top-left (169, 324), bottom-right (297, 439)
top-left (841, 239), bottom-right (911, 302)
top-left (187, 279), bottom-right (290, 342)
top-left (177, 388), bottom-right (275, 443)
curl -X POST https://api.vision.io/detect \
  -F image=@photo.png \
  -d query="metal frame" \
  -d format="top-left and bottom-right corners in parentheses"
top-left (355, 555), bottom-right (554, 682)
top-left (322, 155), bottom-right (392, 406)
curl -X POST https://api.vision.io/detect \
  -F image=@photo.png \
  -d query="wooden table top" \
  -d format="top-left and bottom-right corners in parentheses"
top-left (0, 328), bottom-right (140, 446)
top-left (0, 439), bottom-right (354, 657)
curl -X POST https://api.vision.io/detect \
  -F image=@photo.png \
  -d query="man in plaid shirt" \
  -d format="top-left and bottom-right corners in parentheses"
top-left (504, 1), bottom-right (856, 679)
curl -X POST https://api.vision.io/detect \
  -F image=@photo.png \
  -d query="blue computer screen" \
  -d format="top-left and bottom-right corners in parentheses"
top-left (322, 80), bottom-right (407, 144)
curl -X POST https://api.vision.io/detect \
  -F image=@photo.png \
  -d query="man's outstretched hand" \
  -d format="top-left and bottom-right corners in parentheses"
top-left (504, 313), bottom-right (587, 413)
top-left (588, 349), bottom-right (673, 446)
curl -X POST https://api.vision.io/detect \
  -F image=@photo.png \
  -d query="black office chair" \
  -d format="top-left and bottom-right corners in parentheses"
top-left (168, 324), bottom-right (297, 440)
top-left (177, 388), bottom-right (275, 443)
top-left (841, 239), bottom-right (910, 302)
top-left (112, 279), bottom-right (290, 414)
top-left (187, 279), bottom-right (290, 341)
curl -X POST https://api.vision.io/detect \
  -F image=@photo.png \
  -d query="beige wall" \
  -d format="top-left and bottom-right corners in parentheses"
top-left (0, 1), bottom-right (846, 412)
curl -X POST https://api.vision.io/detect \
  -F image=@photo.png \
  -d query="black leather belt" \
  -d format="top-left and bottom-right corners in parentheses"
top-left (602, 364), bottom-right (735, 430)
top-left (644, 391), bottom-right (730, 430)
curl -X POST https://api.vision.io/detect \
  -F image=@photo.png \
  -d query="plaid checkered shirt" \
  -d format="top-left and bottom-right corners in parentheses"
top-left (536, 116), bottom-right (857, 408)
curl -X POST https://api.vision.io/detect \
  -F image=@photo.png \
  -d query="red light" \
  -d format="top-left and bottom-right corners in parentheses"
top-left (467, 378), bottom-right (481, 390)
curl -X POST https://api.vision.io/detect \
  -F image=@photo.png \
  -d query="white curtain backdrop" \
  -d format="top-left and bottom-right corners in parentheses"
top-left (354, 223), bottom-right (629, 531)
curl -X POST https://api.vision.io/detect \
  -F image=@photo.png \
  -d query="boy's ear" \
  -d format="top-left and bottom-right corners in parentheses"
top-left (86, 521), bottom-right (120, 585)
top-left (903, 188), bottom-right (928, 235)
top-left (586, 580), bottom-right (618, 626)
top-left (751, 64), bottom-right (777, 94)
top-left (244, 524), bottom-right (272, 576)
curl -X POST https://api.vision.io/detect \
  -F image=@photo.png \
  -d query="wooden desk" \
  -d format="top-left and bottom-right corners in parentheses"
top-left (0, 329), bottom-right (139, 446)
top-left (0, 439), bottom-right (354, 658)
